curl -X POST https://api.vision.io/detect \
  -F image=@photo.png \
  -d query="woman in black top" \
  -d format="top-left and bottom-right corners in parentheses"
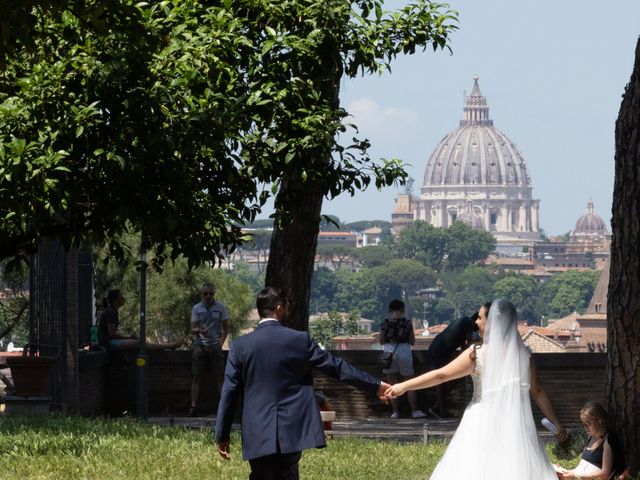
top-left (97, 289), bottom-right (181, 351)
top-left (556, 401), bottom-right (626, 479)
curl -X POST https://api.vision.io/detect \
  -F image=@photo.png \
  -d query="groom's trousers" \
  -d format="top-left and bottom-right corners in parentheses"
top-left (248, 451), bottom-right (302, 480)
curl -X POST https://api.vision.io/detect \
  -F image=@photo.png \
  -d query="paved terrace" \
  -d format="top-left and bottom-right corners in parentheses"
top-left (147, 416), bottom-right (557, 444)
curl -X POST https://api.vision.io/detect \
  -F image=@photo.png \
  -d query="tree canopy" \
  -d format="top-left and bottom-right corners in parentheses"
top-left (393, 220), bottom-right (496, 271)
top-left (2, 1), bottom-right (262, 266)
top-left (1, 1), bottom-right (458, 276)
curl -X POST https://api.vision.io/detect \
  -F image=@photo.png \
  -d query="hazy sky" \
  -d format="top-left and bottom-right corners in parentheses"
top-left (264, 1), bottom-right (640, 236)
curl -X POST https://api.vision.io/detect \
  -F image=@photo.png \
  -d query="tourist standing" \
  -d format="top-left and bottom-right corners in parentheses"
top-left (189, 282), bottom-right (228, 417)
top-left (380, 299), bottom-right (426, 419)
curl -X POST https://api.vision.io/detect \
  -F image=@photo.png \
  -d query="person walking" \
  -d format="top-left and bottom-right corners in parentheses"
top-left (215, 287), bottom-right (389, 479)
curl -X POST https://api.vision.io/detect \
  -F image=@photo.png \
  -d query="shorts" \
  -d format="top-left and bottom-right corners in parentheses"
top-left (382, 342), bottom-right (415, 376)
top-left (192, 344), bottom-right (225, 379)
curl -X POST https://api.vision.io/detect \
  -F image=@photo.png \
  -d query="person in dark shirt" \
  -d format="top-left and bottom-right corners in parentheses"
top-left (556, 401), bottom-right (627, 479)
top-left (97, 289), bottom-right (182, 351)
top-left (428, 314), bottom-right (480, 367)
top-left (426, 305), bottom-right (487, 417)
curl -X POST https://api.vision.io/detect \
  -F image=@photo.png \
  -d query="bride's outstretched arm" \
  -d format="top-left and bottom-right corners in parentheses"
top-left (384, 348), bottom-right (475, 398)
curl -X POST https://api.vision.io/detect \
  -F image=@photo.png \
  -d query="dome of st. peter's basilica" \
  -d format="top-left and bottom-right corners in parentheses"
top-left (406, 76), bottom-right (541, 242)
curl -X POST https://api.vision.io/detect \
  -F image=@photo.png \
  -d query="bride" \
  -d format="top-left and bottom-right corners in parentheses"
top-left (385, 298), bottom-right (567, 479)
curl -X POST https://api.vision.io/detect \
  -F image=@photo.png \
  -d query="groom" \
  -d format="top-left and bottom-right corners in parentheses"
top-left (215, 286), bottom-right (389, 479)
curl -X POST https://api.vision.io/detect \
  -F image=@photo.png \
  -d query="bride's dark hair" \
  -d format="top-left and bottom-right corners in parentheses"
top-left (469, 301), bottom-right (493, 361)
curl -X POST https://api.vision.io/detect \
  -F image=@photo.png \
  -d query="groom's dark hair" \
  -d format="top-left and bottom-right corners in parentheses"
top-left (257, 287), bottom-right (286, 318)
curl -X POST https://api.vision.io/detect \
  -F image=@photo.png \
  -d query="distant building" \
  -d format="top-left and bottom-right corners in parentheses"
top-left (543, 258), bottom-right (609, 352)
top-left (570, 199), bottom-right (611, 244)
top-left (531, 200), bottom-right (610, 271)
top-left (317, 231), bottom-right (358, 247)
top-left (360, 227), bottom-right (383, 246)
top-left (521, 329), bottom-right (566, 353)
top-left (392, 76), bottom-right (541, 250)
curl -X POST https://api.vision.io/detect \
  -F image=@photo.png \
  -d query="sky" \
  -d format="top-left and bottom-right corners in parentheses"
top-left (264, 1), bottom-right (640, 236)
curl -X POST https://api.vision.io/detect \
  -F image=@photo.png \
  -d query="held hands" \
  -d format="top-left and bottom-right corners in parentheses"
top-left (377, 382), bottom-right (391, 404)
top-left (384, 382), bottom-right (407, 400)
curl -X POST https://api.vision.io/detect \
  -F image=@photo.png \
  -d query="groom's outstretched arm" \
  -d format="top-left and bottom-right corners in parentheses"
top-left (307, 334), bottom-right (384, 395)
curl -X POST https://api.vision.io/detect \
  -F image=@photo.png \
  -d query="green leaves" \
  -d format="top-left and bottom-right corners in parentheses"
top-left (0, 0), bottom-right (457, 274)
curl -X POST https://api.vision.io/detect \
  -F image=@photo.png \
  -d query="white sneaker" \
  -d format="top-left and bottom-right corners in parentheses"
top-left (411, 410), bottom-right (427, 419)
top-left (389, 412), bottom-right (400, 419)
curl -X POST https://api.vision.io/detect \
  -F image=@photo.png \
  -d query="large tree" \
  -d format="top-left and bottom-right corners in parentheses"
top-left (1, 1), bottom-right (457, 332)
top-left (608, 36), bottom-right (640, 473)
top-left (260, 1), bottom-right (458, 330)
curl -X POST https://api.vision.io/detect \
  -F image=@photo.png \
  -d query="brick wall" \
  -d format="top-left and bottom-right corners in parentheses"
top-left (532, 353), bottom-right (606, 427)
top-left (76, 351), bottom-right (109, 416)
top-left (99, 350), bottom-right (605, 426)
top-left (104, 350), bottom-right (220, 416)
top-left (313, 351), bottom-right (606, 427)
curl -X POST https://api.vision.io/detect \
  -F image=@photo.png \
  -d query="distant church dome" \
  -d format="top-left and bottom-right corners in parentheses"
top-left (572, 199), bottom-right (608, 236)
top-left (422, 75), bottom-right (532, 187)
top-left (397, 76), bottom-right (541, 243)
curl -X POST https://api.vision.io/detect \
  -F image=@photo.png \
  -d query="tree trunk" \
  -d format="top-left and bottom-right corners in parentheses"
top-left (265, 172), bottom-right (325, 331)
top-left (607, 36), bottom-right (640, 475)
top-left (264, 38), bottom-right (342, 332)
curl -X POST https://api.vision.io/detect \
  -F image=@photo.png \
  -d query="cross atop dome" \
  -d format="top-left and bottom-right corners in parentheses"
top-left (460, 75), bottom-right (493, 127)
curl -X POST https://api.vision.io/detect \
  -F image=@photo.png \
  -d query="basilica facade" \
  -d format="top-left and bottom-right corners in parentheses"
top-left (392, 76), bottom-right (541, 244)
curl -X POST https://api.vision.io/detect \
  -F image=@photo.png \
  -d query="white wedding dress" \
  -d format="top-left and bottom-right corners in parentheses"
top-left (429, 299), bottom-right (558, 479)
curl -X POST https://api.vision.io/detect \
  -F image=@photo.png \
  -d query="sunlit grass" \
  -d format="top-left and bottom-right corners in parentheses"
top-left (0, 415), bottom-right (585, 480)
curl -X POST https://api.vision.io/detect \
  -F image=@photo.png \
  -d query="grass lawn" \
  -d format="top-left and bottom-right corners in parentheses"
top-left (0, 415), bottom-right (581, 479)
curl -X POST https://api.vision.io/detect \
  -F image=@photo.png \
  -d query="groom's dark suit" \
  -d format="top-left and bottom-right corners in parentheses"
top-left (215, 319), bottom-right (381, 478)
